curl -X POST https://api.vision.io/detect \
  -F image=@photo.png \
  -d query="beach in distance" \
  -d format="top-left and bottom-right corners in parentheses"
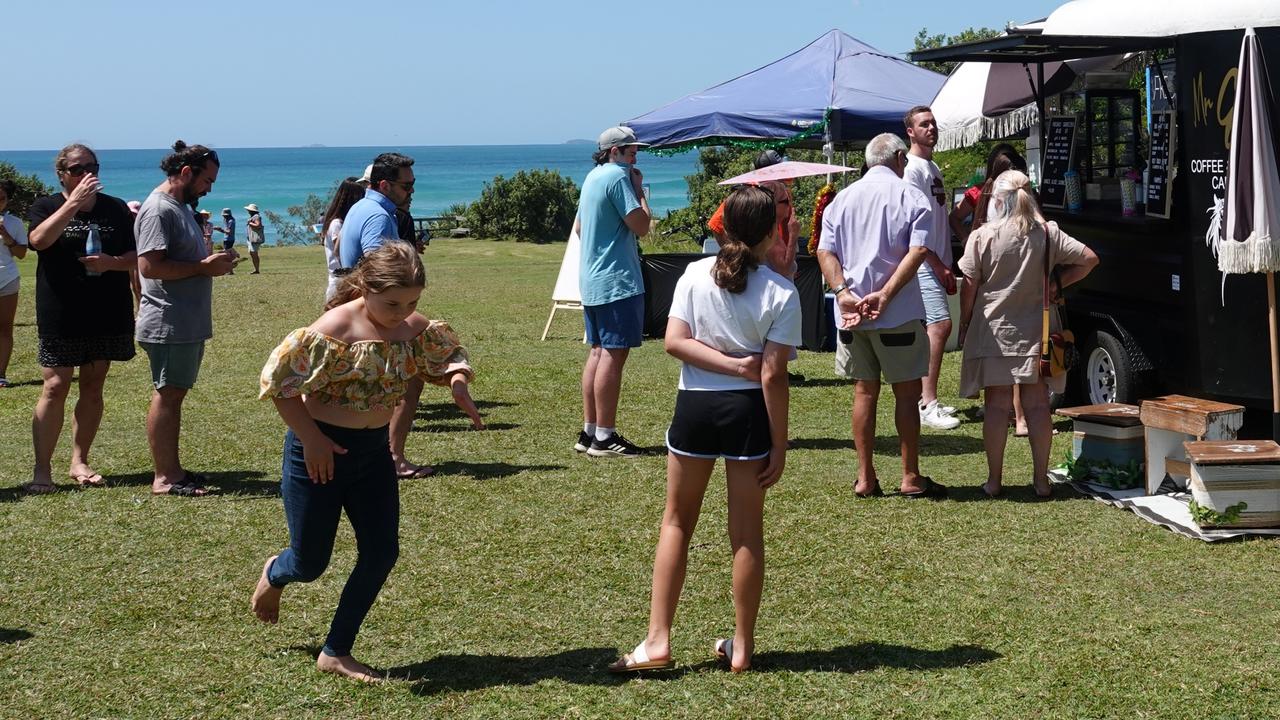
top-left (1, 144), bottom-right (699, 244)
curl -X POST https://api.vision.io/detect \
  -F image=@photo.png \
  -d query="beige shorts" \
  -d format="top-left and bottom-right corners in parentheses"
top-left (835, 319), bottom-right (929, 384)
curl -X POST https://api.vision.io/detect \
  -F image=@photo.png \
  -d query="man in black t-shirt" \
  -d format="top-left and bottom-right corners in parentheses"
top-left (24, 143), bottom-right (138, 494)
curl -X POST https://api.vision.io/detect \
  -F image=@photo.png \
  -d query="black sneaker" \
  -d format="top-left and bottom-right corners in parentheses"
top-left (573, 430), bottom-right (592, 453)
top-left (587, 431), bottom-right (644, 458)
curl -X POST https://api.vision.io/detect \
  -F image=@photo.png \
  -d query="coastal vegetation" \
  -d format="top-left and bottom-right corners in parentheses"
top-left (1, 242), bottom-right (1276, 718)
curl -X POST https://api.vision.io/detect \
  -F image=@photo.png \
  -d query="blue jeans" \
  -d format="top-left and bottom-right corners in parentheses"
top-left (267, 421), bottom-right (399, 657)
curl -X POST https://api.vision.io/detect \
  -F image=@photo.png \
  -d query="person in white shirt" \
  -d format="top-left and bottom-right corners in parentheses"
top-left (0, 179), bottom-right (29, 388)
top-left (903, 106), bottom-right (960, 431)
top-left (609, 185), bottom-right (799, 674)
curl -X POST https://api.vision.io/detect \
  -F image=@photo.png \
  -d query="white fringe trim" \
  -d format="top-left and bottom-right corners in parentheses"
top-left (1217, 231), bottom-right (1280, 274)
top-left (936, 105), bottom-right (1038, 152)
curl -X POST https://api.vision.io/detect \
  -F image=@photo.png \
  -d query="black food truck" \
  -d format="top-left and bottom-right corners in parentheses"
top-left (913, 22), bottom-right (1280, 430)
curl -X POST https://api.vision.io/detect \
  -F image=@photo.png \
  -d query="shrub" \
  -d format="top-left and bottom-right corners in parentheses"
top-left (0, 161), bottom-right (56, 219)
top-left (463, 169), bottom-right (579, 243)
top-left (265, 191), bottom-right (329, 246)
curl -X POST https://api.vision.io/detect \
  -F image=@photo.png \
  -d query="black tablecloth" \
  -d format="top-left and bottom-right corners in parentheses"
top-left (640, 253), bottom-right (826, 351)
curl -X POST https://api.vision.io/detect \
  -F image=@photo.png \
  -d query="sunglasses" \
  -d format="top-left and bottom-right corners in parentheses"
top-left (61, 163), bottom-right (100, 177)
top-left (389, 180), bottom-right (415, 190)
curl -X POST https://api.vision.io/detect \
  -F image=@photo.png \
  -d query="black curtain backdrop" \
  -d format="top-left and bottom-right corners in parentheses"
top-left (640, 254), bottom-right (827, 351)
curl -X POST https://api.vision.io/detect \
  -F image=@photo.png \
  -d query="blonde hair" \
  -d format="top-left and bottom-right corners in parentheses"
top-left (325, 242), bottom-right (425, 310)
top-left (990, 170), bottom-right (1041, 236)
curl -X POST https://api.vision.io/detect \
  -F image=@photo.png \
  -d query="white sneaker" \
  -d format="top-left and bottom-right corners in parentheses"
top-left (920, 401), bottom-right (960, 430)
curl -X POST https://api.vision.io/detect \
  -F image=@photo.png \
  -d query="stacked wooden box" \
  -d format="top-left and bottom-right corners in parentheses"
top-left (1139, 395), bottom-right (1244, 494)
top-left (1184, 440), bottom-right (1280, 529)
top-left (1056, 403), bottom-right (1144, 465)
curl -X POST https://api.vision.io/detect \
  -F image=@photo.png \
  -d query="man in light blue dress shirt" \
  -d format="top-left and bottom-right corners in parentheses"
top-left (817, 133), bottom-right (947, 500)
top-left (338, 153), bottom-right (415, 268)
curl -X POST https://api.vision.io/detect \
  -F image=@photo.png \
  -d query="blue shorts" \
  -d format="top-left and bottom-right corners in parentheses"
top-left (584, 294), bottom-right (644, 349)
top-left (140, 341), bottom-right (206, 389)
top-left (917, 264), bottom-right (952, 326)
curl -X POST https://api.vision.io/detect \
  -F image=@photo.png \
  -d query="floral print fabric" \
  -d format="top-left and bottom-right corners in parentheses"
top-left (259, 322), bottom-right (472, 411)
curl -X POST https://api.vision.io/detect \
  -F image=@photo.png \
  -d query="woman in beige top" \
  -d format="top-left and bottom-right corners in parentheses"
top-left (958, 171), bottom-right (1098, 497)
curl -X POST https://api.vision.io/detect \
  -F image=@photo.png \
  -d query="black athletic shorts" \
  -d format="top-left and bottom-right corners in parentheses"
top-left (666, 389), bottom-right (772, 461)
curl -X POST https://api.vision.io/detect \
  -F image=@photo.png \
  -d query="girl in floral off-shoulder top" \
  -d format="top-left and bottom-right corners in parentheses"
top-left (251, 242), bottom-right (476, 682)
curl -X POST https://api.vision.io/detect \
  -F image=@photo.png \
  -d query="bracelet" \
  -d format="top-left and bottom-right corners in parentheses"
top-left (832, 284), bottom-right (848, 296)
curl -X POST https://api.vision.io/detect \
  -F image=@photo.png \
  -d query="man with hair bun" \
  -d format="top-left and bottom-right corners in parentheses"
top-left (135, 140), bottom-right (236, 496)
top-left (816, 132), bottom-right (947, 500)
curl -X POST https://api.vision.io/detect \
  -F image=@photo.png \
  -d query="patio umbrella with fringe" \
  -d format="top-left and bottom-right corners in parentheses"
top-left (1217, 27), bottom-right (1280, 438)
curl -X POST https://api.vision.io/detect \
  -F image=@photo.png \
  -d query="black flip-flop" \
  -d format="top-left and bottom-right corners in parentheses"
top-left (901, 477), bottom-right (948, 500)
top-left (855, 483), bottom-right (885, 498)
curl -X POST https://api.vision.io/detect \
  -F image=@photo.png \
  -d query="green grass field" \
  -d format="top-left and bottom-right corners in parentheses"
top-left (1, 241), bottom-right (1277, 719)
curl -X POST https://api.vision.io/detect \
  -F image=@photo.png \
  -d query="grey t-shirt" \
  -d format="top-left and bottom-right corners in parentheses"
top-left (134, 191), bottom-right (213, 344)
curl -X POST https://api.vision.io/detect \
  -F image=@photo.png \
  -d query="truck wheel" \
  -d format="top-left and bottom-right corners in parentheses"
top-left (1079, 330), bottom-right (1134, 404)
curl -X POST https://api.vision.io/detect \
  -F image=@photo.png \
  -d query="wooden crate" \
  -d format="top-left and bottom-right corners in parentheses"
top-left (1056, 403), bottom-right (1144, 465)
top-left (1185, 440), bottom-right (1280, 529)
top-left (1140, 395), bottom-right (1243, 494)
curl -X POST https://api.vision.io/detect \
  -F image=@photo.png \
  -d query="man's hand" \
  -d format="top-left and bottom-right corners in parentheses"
top-left (836, 291), bottom-right (867, 328)
top-left (630, 166), bottom-right (645, 195)
top-left (66, 175), bottom-right (102, 212)
top-left (857, 290), bottom-right (887, 322)
top-left (938, 266), bottom-right (957, 294)
top-left (201, 251), bottom-right (237, 277)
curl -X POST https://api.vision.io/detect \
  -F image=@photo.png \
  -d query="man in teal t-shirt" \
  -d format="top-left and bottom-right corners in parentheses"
top-left (572, 126), bottom-right (651, 458)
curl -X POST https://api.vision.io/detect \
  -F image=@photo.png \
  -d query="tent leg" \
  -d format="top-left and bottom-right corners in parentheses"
top-left (1269, 272), bottom-right (1280, 441)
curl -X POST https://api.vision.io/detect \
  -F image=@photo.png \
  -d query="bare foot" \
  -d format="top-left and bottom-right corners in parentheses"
top-left (981, 479), bottom-right (1003, 498)
top-left (251, 556), bottom-right (281, 623)
top-left (70, 462), bottom-right (105, 487)
top-left (316, 653), bottom-right (383, 682)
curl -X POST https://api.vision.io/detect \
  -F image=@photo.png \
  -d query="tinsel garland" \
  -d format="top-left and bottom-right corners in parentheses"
top-left (808, 183), bottom-right (836, 255)
top-left (643, 110), bottom-right (832, 157)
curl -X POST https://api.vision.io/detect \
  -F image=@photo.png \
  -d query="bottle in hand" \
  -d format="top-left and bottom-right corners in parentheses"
top-left (84, 224), bottom-right (102, 277)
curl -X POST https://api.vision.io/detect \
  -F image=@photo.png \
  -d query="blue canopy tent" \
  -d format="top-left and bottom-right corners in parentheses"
top-left (623, 29), bottom-right (946, 151)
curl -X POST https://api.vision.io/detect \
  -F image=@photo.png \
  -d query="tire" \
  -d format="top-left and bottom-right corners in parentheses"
top-left (1078, 329), bottom-right (1134, 404)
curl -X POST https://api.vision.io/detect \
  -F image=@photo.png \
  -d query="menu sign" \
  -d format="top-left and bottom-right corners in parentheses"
top-left (1040, 115), bottom-right (1077, 209)
top-left (1146, 110), bottom-right (1174, 218)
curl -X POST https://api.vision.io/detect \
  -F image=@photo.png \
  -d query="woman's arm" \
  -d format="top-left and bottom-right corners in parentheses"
top-left (757, 340), bottom-right (790, 488)
top-left (948, 196), bottom-right (974, 244)
top-left (1056, 246), bottom-right (1099, 290)
top-left (271, 397), bottom-right (347, 483)
top-left (663, 317), bottom-right (761, 381)
top-left (958, 271), bottom-right (980, 348)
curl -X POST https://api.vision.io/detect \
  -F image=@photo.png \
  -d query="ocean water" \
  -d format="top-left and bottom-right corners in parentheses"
top-left (1, 145), bottom-right (698, 245)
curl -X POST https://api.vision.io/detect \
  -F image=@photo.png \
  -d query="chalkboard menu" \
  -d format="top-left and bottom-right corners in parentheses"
top-left (1040, 115), bottom-right (1077, 209)
top-left (1146, 110), bottom-right (1174, 218)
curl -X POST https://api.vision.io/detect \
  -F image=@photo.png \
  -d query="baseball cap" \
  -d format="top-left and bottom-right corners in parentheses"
top-left (357, 164), bottom-right (373, 185)
top-left (597, 126), bottom-right (649, 151)
top-left (754, 149), bottom-right (785, 169)
top-left (221, 208), bottom-right (232, 215)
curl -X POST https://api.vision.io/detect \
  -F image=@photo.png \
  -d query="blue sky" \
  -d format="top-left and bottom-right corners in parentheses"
top-left (6, 0), bottom-right (1065, 150)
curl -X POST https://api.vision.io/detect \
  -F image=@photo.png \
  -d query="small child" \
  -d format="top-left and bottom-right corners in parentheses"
top-left (251, 242), bottom-right (476, 682)
top-left (609, 185), bottom-right (800, 674)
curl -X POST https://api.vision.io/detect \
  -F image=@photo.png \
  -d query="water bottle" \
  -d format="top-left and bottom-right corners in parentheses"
top-left (84, 224), bottom-right (101, 277)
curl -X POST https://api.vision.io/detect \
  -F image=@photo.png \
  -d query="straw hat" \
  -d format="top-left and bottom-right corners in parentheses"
top-left (199, 209), bottom-right (211, 216)
top-left (244, 203), bottom-right (260, 213)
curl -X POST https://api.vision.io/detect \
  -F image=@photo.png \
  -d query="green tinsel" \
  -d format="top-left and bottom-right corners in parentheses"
top-left (643, 110), bottom-right (832, 157)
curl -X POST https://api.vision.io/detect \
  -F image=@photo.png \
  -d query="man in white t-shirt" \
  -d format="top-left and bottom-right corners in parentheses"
top-left (903, 105), bottom-right (960, 431)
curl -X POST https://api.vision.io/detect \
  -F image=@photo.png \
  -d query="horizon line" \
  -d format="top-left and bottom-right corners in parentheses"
top-left (0, 141), bottom-right (600, 154)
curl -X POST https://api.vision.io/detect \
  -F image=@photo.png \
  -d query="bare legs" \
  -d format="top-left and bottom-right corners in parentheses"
top-left (639, 453), bottom-right (767, 672)
top-left (920, 319), bottom-right (952, 408)
top-left (31, 361), bottom-right (112, 491)
top-left (983, 381), bottom-right (1053, 496)
top-left (581, 345), bottom-right (629, 429)
top-left (0, 292), bottom-right (17, 381)
top-left (852, 378), bottom-right (926, 494)
top-left (147, 385), bottom-right (190, 492)
top-left (390, 377), bottom-right (429, 477)
top-left (248, 250), bottom-right (261, 274)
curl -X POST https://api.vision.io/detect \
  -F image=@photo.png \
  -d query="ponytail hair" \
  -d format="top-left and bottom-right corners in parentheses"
top-left (713, 185), bottom-right (776, 294)
top-left (325, 241), bottom-right (425, 310)
top-left (990, 169), bottom-right (1041, 236)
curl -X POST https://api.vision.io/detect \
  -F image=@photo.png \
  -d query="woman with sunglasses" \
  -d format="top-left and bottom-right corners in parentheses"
top-left (23, 144), bottom-right (138, 493)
